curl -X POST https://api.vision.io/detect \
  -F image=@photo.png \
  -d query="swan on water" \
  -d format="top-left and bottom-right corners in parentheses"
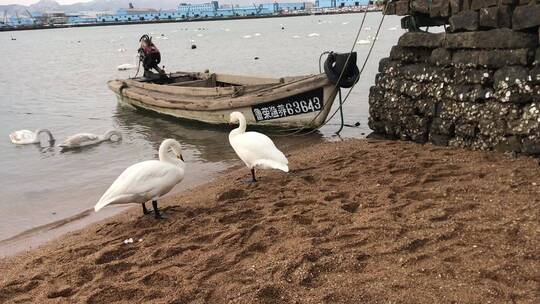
top-left (59, 129), bottom-right (122, 150)
top-left (356, 38), bottom-right (371, 45)
top-left (228, 112), bottom-right (288, 182)
top-left (9, 129), bottom-right (55, 145)
top-left (117, 63), bottom-right (137, 71)
top-left (94, 138), bottom-right (185, 219)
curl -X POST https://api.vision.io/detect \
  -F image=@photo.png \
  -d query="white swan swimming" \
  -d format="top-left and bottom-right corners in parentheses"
top-left (9, 129), bottom-right (55, 145)
top-left (117, 63), bottom-right (137, 71)
top-left (228, 112), bottom-right (288, 182)
top-left (356, 38), bottom-right (371, 45)
top-left (59, 129), bottom-right (122, 150)
top-left (94, 138), bottom-right (185, 219)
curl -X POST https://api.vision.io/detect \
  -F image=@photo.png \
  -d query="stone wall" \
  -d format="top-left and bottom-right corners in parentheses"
top-left (369, 0), bottom-right (540, 154)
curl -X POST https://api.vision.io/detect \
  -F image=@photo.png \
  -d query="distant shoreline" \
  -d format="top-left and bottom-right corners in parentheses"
top-left (1, 10), bottom-right (381, 33)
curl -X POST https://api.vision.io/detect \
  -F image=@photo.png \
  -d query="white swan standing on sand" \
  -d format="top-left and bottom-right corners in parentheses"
top-left (59, 130), bottom-right (122, 150)
top-left (94, 139), bottom-right (185, 219)
top-left (228, 112), bottom-right (288, 182)
top-left (9, 129), bottom-right (55, 145)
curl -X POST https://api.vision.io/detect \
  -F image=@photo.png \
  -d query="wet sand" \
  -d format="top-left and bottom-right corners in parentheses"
top-left (1, 139), bottom-right (539, 303)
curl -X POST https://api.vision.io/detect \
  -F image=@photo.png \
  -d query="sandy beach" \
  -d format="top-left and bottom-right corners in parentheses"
top-left (1, 138), bottom-right (539, 303)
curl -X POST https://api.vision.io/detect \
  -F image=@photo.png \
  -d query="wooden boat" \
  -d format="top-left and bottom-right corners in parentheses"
top-left (107, 71), bottom-right (339, 129)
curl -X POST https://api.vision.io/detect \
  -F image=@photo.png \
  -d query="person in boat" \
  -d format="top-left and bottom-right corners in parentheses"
top-left (138, 34), bottom-right (165, 78)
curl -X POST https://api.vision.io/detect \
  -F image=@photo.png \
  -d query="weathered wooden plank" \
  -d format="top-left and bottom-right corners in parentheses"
top-left (445, 28), bottom-right (538, 49)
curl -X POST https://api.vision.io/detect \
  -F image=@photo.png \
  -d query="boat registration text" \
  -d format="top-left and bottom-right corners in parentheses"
top-left (251, 88), bottom-right (324, 122)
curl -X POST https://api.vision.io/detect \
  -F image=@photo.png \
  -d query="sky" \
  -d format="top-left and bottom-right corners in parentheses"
top-left (0, 0), bottom-right (93, 5)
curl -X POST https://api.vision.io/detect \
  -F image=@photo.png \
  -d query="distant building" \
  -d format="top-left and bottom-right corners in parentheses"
top-left (316, 0), bottom-right (370, 8)
top-left (1, 0), bottom-right (377, 28)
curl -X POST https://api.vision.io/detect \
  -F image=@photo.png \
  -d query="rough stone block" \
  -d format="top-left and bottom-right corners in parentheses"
top-left (500, 0), bottom-right (515, 4)
top-left (462, 0), bottom-right (471, 10)
top-left (429, 133), bottom-right (451, 146)
top-left (380, 60), bottom-right (403, 74)
top-left (430, 48), bottom-right (453, 66)
top-left (470, 0), bottom-right (485, 10)
top-left (430, 0), bottom-right (443, 17)
top-left (478, 5), bottom-right (512, 28)
top-left (395, 1), bottom-right (411, 16)
top-left (398, 32), bottom-right (445, 48)
top-left (440, 0), bottom-right (451, 17)
top-left (493, 66), bottom-right (530, 89)
top-left (454, 68), bottom-right (492, 84)
top-left (530, 66), bottom-right (540, 83)
top-left (450, 0), bottom-right (462, 14)
top-left (411, 0), bottom-right (430, 14)
top-left (494, 136), bottom-right (522, 153)
top-left (449, 10), bottom-right (479, 32)
top-left (390, 46), bottom-right (433, 63)
top-left (455, 123), bottom-right (478, 138)
top-left (512, 4), bottom-right (540, 30)
top-left (385, 2), bottom-right (397, 15)
top-left (498, 6), bottom-right (512, 28)
top-left (479, 7), bottom-right (498, 28)
top-left (535, 48), bottom-right (540, 66)
top-left (445, 28), bottom-right (538, 49)
top-left (452, 49), bottom-right (533, 68)
top-left (522, 138), bottom-right (540, 154)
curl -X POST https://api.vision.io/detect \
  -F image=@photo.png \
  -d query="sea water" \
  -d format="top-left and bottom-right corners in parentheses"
top-left (0, 13), bottom-right (404, 254)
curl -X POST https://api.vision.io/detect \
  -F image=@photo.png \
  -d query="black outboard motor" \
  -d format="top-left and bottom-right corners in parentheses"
top-left (324, 52), bottom-right (360, 88)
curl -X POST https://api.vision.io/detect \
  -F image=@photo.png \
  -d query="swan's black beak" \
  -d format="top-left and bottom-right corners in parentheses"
top-left (178, 154), bottom-right (184, 161)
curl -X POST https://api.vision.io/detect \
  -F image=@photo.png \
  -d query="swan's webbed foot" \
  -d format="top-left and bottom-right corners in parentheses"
top-left (142, 202), bottom-right (153, 215)
top-left (152, 200), bottom-right (166, 220)
top-left (250, 168), bottom-right (257, 183)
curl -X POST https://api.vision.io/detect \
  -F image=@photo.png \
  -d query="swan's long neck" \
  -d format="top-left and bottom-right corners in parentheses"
top-left (36, 129), bottom-right (54, 141)
top-left (158, 140), bottom-right (185, 168)
top-left (230, 115), bottom-right (247, 137)
top-left (102, 130), bottom-right (122, 141)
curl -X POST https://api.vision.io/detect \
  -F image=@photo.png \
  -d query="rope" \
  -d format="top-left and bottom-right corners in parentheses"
top-left (267, 7), bottom-right (371, 137)
top-left (270, 4), bottom-right (388, 137)
top-left (315, 6), bottom-right (388, 135)
top-left (132, 54), bottom-right (142, 79)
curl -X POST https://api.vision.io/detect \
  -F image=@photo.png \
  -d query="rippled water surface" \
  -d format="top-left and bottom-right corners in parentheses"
top-left (0, 13), bottom-right (404, 248)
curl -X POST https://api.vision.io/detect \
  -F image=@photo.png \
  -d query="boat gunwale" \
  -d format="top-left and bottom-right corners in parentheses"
top-left (109, 73), bottom-right (333, 111)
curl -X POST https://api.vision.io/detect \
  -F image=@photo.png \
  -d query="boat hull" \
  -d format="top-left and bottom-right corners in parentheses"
top-left (109, 72), bottom-right (339, 129)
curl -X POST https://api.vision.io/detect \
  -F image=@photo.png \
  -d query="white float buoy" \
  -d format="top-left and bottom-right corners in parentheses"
top-left (117, 63), bottom-right (137, 71)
